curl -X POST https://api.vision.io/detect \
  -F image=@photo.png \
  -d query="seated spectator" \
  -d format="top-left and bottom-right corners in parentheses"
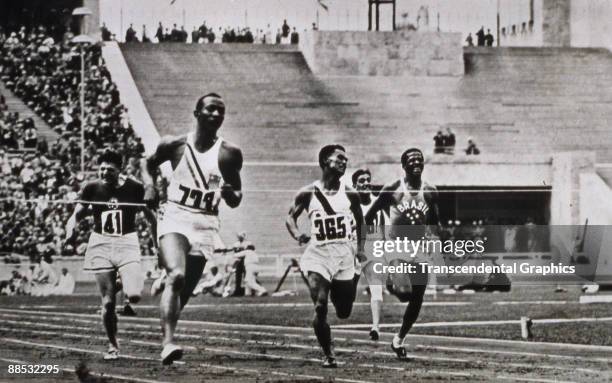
top-left (433, 130), bottom-right (445, 154)
top-left (192, 264), bottom-right (224, 297)
top-left (465, 138), bottom-right (480, 155)
top-left (53, 267), bottom-right (75, 295)
top-left (31, 254), bottom-right (58, 296)
top-left (444, 127), bottom-right (455, 154)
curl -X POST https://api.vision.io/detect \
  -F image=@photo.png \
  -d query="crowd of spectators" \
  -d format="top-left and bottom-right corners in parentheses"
top-left (466, 27), bottom-right (495, 47)
top-left (101, 19), bottom-right (301, 45)
top-left (0, 24), bottom-right (154, 260)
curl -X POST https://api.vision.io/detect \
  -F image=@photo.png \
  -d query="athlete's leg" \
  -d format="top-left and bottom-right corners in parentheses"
top-left (330, 278), bottom-right (356, 319)
top-left (118, 262), bottom-right (143, 304)
top-left (179, 255), bottom-right (206, 309)
top-left (390, 261), bottom-right (428, 355)
top-left (307, 272), bottom-right (333, 357)
top-left (95, 270), bottom-right (119, 350)
top-left (158, 233), bottom-right (190, 348)
top-left (362, 262), bottom-right (383, 338)
top-left (398, 282), bottom-right (426, 338)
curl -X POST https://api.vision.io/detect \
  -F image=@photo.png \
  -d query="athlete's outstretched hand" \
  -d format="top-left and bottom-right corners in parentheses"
top-left (297, 234), bottom-right (311, 246)
top-left (220, 183), bottom-right (235, 200)
top-left (356, 249), bottom-right (367, 263)
top-left (143, 184), bottom-right (158, 210)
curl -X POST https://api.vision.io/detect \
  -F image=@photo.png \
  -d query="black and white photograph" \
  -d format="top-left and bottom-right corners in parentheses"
top-left (0, 0), bottom-right (611, 381)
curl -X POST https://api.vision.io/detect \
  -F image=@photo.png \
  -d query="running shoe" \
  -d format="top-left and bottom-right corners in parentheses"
top-left (161, 343), bottom-right (183, 365)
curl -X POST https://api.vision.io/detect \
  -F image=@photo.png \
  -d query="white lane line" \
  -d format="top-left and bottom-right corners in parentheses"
top-left (334, 316), bottom-right (612, 329)
top-left (496, 375), bottom-right (577, 383)
top-left (15, 301), bottom-right (472, 309)
top-left (0, 334), bottom-right (376, 383)
top-left (198, 362), bottom-right (374, 383)
top-left (1, 317), bottom-right (605, 376)
top-left (0, 323), bottom-right (511, 382)
top-left (0, 337), bottom-right (175, 364)
top-left (0, 357), bottom-right (170, 383)
top-left (494, 301), bottom-right (569, 305)
top-left (3, 312), bottom-right (610, 366)
top-left (0, 328), bottom-right (375, 383)
top-left (3, 307), bottom-right (612, 353)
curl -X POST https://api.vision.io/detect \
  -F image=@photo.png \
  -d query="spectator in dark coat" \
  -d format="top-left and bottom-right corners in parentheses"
top-left (155, 22), bottom-right (164, 42)
top-left (100, 23), bottom-right (112, 41)
top-left (125, 24), bottom-right (138, 42)
top-left (281, 20), bottom-right (290, 38)
top-left (485, 29), bottom-right (494, 46)
top-left (476, 26), bottom-right (485, 46)
top-left (290, 28), bottom-right (299, 44)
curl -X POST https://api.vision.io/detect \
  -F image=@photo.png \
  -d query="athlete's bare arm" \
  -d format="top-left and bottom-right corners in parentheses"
top-left (365, 180), bottom-right (400, 224)
top-left (64, 202), bottom-right (90, 245)
top-left (218, 140), bottom-right (243, 208)
top-left (286, 185), bottom-right (314, 245)
top-left (141, 135), bottom-right (186, 205)
top-left (424, 184), bottom-right (441, 236)
top-left (347, 185), bottom-right (366, 261)
top-left (142, 207), bottom-right (158, 246)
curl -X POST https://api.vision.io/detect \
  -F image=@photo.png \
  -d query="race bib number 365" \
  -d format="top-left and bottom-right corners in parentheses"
top-left (312, 214), bottom-right (348, 243)
top-left (101, 210), bottom-right (123, 236)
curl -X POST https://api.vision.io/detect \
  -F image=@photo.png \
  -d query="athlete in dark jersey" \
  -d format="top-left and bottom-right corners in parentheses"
top-left (80, 177), bottom-right (145, 236)
top-left (65, 150), bottom-right (156, 361)
top-left (365, 148), bottom-right (440, 359)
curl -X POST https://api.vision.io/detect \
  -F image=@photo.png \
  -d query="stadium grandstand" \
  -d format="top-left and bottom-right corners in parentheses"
top-left (1, 0), bottom-right (612, 381)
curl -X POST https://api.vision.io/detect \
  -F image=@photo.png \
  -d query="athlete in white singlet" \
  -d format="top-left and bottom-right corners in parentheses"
top-left (142, 93), bottom-right (243, 365)
top-left (365, 148), bottom-right (440, 359)
top-left (286, 144), bottom-right (365, 368)
top-left (351, 168), bottom-right (387, 341)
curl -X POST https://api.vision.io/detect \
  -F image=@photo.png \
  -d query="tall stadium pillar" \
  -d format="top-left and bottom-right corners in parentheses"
top-left (542, 0), bottom-right (571, 47)
top-left (82, 0), bottom-right (100, 40)
top-left (550, 151), bottom-right (595, 226)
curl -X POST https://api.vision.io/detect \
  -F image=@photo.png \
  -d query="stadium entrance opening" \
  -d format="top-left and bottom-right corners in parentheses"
top-left (436, 186), bottom-right (551, 252)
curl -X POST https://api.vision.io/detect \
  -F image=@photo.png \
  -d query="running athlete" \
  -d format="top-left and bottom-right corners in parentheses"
top-left (142, 93), bottom-right (242, 365)
top-left (286, 144), bottom-right (365, 368)
top-left (65, 149), bottom-right (156, 360)
top-left (352, 168), bottom-right (386, 341)
top-left (365, 148), bottom-right (440, 359)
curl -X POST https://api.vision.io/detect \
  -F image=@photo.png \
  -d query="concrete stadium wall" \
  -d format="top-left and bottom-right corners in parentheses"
top-left (101, 42), bottom-right (160, 155)
top-left (362, 154), bottom-right (552, 187)
top-left (299, 30), bottom-right (463, 76)
top-left (570, 0), bottom-right (612, 51)
top-left (580, 173), bottom-right (612, 225)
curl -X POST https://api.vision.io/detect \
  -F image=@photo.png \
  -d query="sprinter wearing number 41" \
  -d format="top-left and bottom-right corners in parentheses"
top-left (141, 93), bottom-right (243, 365)
top-left (286, 144), bottom-right (365, 368)
top-left (65, 149), bottom-right (157, 361)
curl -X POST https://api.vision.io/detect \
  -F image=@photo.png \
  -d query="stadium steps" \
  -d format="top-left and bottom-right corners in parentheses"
top-left (0, 81), bottom-right (58, 142)
top-left (596, 167), bottom-right (612, 188)
top-left (120, 43), bottom-right (612, 253)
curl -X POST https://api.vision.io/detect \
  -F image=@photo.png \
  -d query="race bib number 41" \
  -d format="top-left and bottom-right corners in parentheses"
top-left (101, 210), bottom-right (123, 236)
